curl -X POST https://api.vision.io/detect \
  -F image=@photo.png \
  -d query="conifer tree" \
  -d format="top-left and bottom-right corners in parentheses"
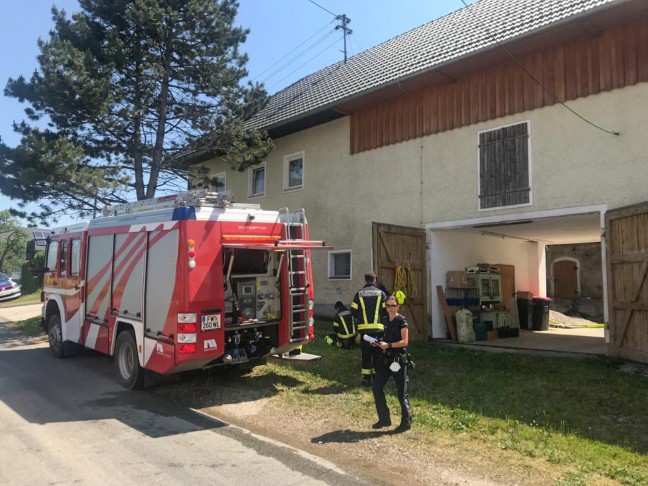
top-left (1, 0), bottom-right (272, 223)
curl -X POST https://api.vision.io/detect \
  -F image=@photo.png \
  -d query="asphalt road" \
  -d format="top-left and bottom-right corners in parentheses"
top-left (0, 306), bottom-right (371, 486)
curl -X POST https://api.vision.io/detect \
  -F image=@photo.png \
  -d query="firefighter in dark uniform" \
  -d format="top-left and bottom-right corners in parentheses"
top-left (350, 272), bottom-right (387, 386)
top-left (326, 301), bottom-right (357, 349)
top-left (370, 294), bottom-right (412, 432)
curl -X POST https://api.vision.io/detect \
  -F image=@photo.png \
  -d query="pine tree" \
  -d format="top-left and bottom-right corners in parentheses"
top-left (1, 0), bottom-right (273, 224)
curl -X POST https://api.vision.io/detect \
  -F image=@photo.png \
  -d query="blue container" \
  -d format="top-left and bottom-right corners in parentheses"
top-left (473, 321), bottom-right (487, 341)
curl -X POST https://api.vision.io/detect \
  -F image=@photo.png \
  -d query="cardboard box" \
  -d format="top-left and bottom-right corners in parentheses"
top-left (487, 330), bottom-right (498, 340)
top-left (516, 291), bottom-right (533, 300)
top-left (446, 271), bottom-right (473, 288)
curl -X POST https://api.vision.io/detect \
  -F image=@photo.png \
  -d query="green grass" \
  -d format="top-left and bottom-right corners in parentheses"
top-left (0, 289), bottom-right (41, 308)
top-left (257, 320), bottom-right (648, 485)
top-left (7, 316), bottom-right (44, 336)
top-left (9, 311), bottom-right (645, 484)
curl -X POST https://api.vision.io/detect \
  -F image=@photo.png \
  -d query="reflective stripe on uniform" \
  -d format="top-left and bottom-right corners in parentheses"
top-left (359, 297), bottom-right (369, 325)
top-left (339, 316), bottom-right (353, 337)
top-left (373, 295), bottom-right (382, 324)
top-left (358, 323), bottom-right (384, 331)
top-left (360, 295), bottom-right (384, 326)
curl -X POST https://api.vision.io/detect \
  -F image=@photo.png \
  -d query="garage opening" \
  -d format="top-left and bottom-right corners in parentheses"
top-left (427, 207), bottom-right (607, 355)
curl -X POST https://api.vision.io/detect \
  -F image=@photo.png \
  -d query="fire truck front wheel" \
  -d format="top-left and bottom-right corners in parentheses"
top-left (48, 314), bottom-right (65, 358)
top-left (114, 330), bottom-right (145, 390)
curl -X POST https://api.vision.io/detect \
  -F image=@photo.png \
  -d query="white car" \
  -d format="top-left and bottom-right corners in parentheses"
top-left (0, 272), bottom-right (21, 302)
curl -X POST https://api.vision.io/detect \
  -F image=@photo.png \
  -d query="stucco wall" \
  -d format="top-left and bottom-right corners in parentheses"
top-left (203, 82), bottom-right (648, 315)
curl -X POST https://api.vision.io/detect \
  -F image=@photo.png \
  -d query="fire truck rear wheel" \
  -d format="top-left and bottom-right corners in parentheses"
top-left (48, 314), bottom-right (65, 358)
top-left (114, 330), bottom-right (145, 390)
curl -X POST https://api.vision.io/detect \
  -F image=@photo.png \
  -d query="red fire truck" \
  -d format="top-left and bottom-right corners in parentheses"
top-left (38, 190), bottom-right (328, 389)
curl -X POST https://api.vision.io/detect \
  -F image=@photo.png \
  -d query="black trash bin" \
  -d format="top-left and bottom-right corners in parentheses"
top-left (517, 298), bottom-right (534, 330)
top-left (531, 297), bottom-right (552, 330)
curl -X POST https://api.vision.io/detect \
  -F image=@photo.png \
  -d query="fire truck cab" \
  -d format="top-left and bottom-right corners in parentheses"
top-left (39, 190), bottom-right (328, 389)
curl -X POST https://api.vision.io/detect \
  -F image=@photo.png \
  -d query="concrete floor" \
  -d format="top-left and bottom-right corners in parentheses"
top-left (449, 327), bottom-right (607, 356)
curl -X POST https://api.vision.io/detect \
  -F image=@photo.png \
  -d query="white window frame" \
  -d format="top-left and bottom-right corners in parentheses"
top-left (328, 250), bottom-right (352, 280)
top-left (210, 172), bottom-right (227, 193)
top-left (283, 151), bottom-right (304, 192)
top-left (248, 162), bottom-right (266, 198)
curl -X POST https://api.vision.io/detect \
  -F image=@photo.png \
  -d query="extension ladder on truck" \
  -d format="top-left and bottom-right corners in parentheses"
top-left (280, 208), bottom-right (313, 342)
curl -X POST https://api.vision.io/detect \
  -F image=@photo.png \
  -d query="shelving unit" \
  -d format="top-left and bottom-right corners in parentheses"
top-left (445, 267), bottom-right (518, 340)
top-left (467, 273), bottom-right (501, 305)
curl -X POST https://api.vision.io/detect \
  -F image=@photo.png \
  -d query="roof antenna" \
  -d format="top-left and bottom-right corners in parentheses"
top-left (335, 14), bottom-right (352, 63)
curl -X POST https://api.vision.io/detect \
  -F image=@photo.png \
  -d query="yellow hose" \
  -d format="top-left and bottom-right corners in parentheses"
top-left (393, 265), bottom-right (418, 300)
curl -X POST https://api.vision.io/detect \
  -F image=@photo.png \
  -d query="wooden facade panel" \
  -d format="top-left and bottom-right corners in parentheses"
top-left (611, 27), bottom-right (626, 90)
top-left (503, 63), bottom-right (513, 115)
top-left (432, 88), bottom-right (441, 134)
top-left (439, 84), bottom-right (448, 132)
top-left (624, 24), bottom-right (638, 86)
top-left (453, 82), bottom-right (462, 128)
top-left (458, 78), bottom-right (468, 127)
top-left (638, 20), bottom-right (648, 82)
top-left (350, 19), bottom-right (648, 154)
top-left (446, 83), bottom-right (456, 131)
top-left (587, 39), bottom-right (601, 96)
top-left (564, 43), bottom-right (578, 100)
top-left (598, 32), bottom-right (614, 92)
top-left (479, 70), bottom-right (489, 123)
top-left (543, 49), bottom-right (556, 105)
top-left (495, 65), bottom-right (505, 118)
top-left (576, 39), bottom-right (590, 98)
top-left (532, 52), bottom-right (545, 109)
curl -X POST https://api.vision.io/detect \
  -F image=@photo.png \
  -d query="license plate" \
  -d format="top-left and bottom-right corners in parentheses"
top-left (201, 314), bottom-right (221, 331)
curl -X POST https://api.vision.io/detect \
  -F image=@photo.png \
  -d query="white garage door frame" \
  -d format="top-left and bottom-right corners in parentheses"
top-left (424, 205), bottom-right (608, 340)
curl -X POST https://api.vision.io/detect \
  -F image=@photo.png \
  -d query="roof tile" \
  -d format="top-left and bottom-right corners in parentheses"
top-left (248, 0), bottom-right (617, 131)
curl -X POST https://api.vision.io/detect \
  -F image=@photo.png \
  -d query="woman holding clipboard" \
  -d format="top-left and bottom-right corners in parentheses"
top-left (369, 295), bottom-right (412, 432)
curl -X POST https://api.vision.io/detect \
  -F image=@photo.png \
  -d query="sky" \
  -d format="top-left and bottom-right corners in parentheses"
top-left (0, 0), bottom-right (474, 226)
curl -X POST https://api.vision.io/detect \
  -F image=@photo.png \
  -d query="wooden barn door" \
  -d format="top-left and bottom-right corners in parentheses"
top-left (606, 202), bottom-right (648, 363)
top-left (372, 223), bottom-right (428, 340)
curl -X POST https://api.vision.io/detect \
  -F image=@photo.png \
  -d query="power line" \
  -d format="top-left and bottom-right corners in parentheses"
top-left (251, 1), bottom-right (351, 90)
top-left (256, 26), bottom-right (338, 85)
top-left (306, 0), bottom-right (352, 63)
top-left (267, 35), bottom-right (342, 91)
top-left (458, 0), bottom-right (619, 136)
top-left (250, 20), bottom-right (335, 83)
top-left (306, 0), bottom-right (337, 18)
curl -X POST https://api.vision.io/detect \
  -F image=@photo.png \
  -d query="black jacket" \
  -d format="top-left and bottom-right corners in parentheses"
top-left (351, 283), bottom-right (387, 333)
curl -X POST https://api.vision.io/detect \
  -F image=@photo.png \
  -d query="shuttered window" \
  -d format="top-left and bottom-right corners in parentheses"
top-left (479, 122), bottom-right (530, 210)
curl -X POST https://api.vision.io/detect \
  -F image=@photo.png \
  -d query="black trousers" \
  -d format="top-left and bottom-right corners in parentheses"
top-left (372, 351), bottom-right (412, 426)
top-left (360, 334), bottom-right (380, 376)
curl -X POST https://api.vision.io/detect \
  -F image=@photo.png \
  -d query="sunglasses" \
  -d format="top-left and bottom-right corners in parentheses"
top-left (385, 304), bottom-right (398, 308)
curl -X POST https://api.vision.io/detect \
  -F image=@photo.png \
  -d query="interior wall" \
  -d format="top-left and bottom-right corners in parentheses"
top-left (428, 229), bottom-right (543, 338)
